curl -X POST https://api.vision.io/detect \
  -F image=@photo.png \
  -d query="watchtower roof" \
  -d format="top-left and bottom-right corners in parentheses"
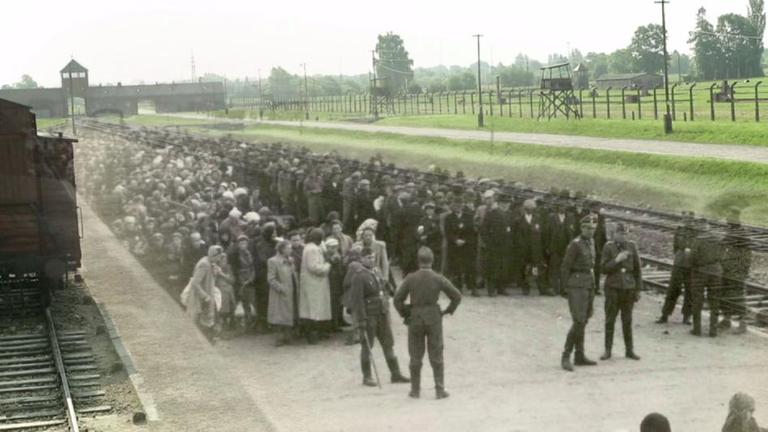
top-left (60, 59), bottom-right (88, 74)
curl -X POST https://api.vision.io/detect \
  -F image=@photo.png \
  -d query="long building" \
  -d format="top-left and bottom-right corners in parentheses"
top-left (0, 60), bottom-right (226, 118)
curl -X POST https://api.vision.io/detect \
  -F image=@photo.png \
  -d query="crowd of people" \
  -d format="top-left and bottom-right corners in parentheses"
top-left (77, 124), bottom-right (753, 357)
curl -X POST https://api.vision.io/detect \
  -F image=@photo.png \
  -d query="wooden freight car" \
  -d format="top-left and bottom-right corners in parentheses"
top-left (0, 98), bottom-right (80, 305)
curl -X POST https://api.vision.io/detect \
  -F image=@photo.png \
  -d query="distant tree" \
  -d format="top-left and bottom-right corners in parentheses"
top-left (547, 53), bottom-right (568, 65)
top-left (608, 48), bottom-right (635, 74)
top-left (629, 24), bottom-right (666, 74)
top-left (268, 66), bottom-right (300, 99)
top-left (447, 72), bottom-right (476, 91)
top-left (407, 82), bottom-right (422, 94)
top-left (569, 48), bottom-right (585, 64)
top-left (749, 0), bottom-right (766, 76)
top-left (585, 52), bottom-right (610, 80)
top-left (427, 82), bottom-right (447, 93)
top-left (718, 13), bottom-right (760, 78)
top-left (3, 74), bottom-right (39, 89)
top-left (689, 7), bottom-right (722, 80)
top-left (375, 33), bottom-right (414, 95)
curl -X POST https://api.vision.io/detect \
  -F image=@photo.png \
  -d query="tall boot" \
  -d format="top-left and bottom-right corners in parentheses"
top-left (562, 330), bottom-right (575, 372)
top-left (574, 329), bottom-right (596, 366)
top-left (690, 312), bottom-right (701, 336)
top-left (409, 365), bottom-right (421, 398)
top-left (601, 325), bottom-right (613, 360)
top-left (386, 357), bottom-right (410, 383)
top-left (433, 363), bottom-right (449, 399)
top-left (361, 358), bottom-right (376, 387)
top-left (624, 325), bottom-right (640, 360)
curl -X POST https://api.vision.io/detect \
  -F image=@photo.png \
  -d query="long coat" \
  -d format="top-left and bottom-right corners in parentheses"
top-left (186, 257), bottom-right (216, 328)
top-left (298, 243), bottom-right (332, 321)
top-left (267, 255), bottom-right (297, 327)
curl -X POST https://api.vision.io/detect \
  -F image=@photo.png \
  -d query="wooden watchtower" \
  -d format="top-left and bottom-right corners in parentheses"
top-left (538, 63), bottom-right (580, 120)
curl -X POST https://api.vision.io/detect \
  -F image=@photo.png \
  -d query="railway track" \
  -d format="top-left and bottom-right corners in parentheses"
top-left (641, 256), bottom-right (768, 329)
top-left (0, 278), bottom-right (111, 431)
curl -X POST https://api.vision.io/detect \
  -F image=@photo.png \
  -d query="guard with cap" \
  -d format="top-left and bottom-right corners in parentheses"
top-left (656, 210), bottom-right (696, 324)
top-left (560, 215), bottom-right (599, 371)
top-left (350, 247), bottom-right (410, 387)
top-left (600, 223), bottom-right (641, 361)
top-left (393, 247), bottom-right (462, 399)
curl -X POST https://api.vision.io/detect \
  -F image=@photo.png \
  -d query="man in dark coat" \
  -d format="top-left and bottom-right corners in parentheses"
top-left (393, 247), bottom-right (462, 400)
top-left (349, 247), bottom-right (410, 387)
top-left (656, 211), bottom-right (696, 324)
top-left (544, 198), bottom-right (574, 297)
top-left (479, 191), bottom-right (510, 296)
top-left (444, 199), bottom-right (478, 296)
top-left (514, 199), bottom-right (551, 296)
top-left (395, 194), bottom-right (423, 275)
top-left (600, 223), bottom-right (642, 361)
top-left (561, 215), bottom-right (599, 372)
top-left (418, 202), bottom-right (443, 273)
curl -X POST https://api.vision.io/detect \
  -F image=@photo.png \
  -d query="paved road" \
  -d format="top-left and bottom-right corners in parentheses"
top-left (170, 113), bottom-right (768, 164)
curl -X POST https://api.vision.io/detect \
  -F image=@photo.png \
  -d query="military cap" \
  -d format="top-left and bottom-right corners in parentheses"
top-left (580, 215), bottom-right (597, 225)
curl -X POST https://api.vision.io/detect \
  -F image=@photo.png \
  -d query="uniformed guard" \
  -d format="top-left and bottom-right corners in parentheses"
top-left (561, 215), bottom-right (599, 372)
top-left (689, 218), bottom-right (723, 337)
top-left (393, 247), bottom-right (462, 399)
top-left (599, 223), bottom-right (641, 361)
top-left (719, 210), bottom-right (751, 334)
top-left (656, 211), bottom-right (696, 324)
top-left (349, 247), bottom-right (410, 386)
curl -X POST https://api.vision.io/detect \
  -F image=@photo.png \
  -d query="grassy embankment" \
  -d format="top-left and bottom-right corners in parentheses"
top-left (117, 114), bottom-right (768, 226)
top-left (206, 107), bottom-right (768, 147)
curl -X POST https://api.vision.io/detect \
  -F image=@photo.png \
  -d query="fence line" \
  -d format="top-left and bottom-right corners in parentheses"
top-left (228, 81), bottom-right (768, 122)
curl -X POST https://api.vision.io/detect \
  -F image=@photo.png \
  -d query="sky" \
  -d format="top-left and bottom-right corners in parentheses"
top-left (1, 0), bottom-right (757, 88)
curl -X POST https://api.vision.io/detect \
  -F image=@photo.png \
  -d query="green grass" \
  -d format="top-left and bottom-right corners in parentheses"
top-left (113, 115), bottom-right (768, 226)
top-left (375, 114), bottom-right (768, 147)
top-left (36, 118), bottom-right (68, 130)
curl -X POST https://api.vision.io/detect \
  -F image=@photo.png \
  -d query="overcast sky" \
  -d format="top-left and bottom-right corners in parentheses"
top-left (2, 0), bottom-right (755, 88)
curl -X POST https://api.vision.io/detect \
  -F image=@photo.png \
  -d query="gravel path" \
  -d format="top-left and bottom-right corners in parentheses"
top-left (259, 119), bottom-right (768, 163)
top-left (166, 114), bottom-right (768, 164)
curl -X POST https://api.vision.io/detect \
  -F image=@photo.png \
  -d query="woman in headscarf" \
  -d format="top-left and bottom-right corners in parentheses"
top-left (267, 240), bottom-right (297, 346)
top-left (254, 223), bottom-right (279, 332)
top-left (186, 245), bottom-right (226, 343)
top-left (298, 228), bottom-right (332, 344)
top-left (722, 392), bottom-right (767, 432)
top-left (355, 218), bottom-right (379, 243)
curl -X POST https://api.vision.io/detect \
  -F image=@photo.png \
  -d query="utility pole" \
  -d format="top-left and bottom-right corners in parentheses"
top-left (66, 69), bottom-right (76, 135)
top-left (371, 50), bottom-right (379, 120)
top-left (300, 63), bottom-right (309, 120)
top-left (473, 34), bottom-right (484, 127)
top-left (655, 0), bottom-right (673, 133)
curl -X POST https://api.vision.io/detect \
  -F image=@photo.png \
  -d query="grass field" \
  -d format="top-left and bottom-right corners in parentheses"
top-left (376, 114), bottom-right (768, 147)
top-left (114, 114), bottom-right (768, 226)
top-left (210, 107), bottom-right (768, 147)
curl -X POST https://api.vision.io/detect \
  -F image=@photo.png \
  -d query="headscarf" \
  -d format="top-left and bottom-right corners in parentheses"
top-left (355, 218), bottom-right (378, 242)
top-left (723, 392), bottom-right (760, 432)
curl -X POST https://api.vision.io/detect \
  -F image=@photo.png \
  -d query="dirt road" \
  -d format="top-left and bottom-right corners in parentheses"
top-left (216, 291), bottom-right (768, 432)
